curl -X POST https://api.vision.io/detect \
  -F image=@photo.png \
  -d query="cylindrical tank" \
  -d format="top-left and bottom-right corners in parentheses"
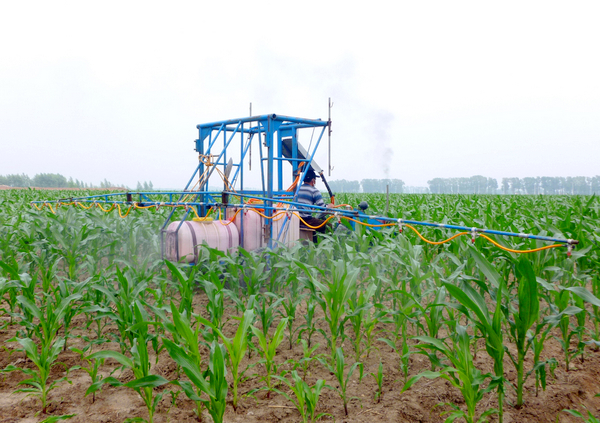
top-left (165, 219), bottom-right (239, 263)
top-left (271, 211), bottom-right (300, 247)
top-left (233, 209), bottom-right (264, 251)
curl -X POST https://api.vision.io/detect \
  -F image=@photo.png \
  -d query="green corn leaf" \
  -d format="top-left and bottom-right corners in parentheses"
top-left (564, 286), bottom-right (600, 307)
top-left (39, 414), bottom-right (76, 423)
top-left (124, 374), bottom-right (169, 389)
top-left (87, 350), bottom-right (134, 369)
top-left (467, 245), bottom-right (502, 291)
top-left (162, 338), bottom-right (210, 393)
top-left (516, 257), bottom-right (539, 333)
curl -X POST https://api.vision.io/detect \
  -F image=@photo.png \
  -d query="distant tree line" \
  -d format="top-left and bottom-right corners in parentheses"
top-left (499, 176), bottom-right (600, 195)
top-left (0, 173), bottom-right (141, 189)
top-left (328, 179), bottom-right (406, 193)
top-left (427, 176), bottom-right (498, 194)
top-left (427, 175), bottom-right (600, 195)
top-left (328, 175), bottom-right (600, 195)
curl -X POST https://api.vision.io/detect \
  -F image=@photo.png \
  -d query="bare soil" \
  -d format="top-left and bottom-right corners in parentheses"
top-left (1, 291), bottom-right (600, 423)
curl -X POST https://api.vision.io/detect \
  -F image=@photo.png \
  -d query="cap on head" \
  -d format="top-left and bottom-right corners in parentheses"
top-left (304, 168), bottom-right (317, 182)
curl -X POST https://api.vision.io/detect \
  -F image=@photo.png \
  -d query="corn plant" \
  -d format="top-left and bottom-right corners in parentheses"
top-left (370, 361), bottom-right (384, 403)
top-left (279, 268), bottom-right (304, 349)
top-left (318, 347), bottom-right (363, 416)
top-left (94, 266), bottom-right (148, 352)
top-left (48, 217), bottom-right (100, 280)
top-left (0, 258), bottom-right (34, 325)
top-left (15, 292), bottom-right (82, 350)
top-left (504, 257), bottom-right (539, 408)
top-left (163, 338), bottom-right (228, 423)
top-left (254, 293), bottom-right (284, 338)
top-left (538, 277), bottom-right (600, 370)
top-left (403, 325), bottom-right (498, 423)
top-left (197, 308), bottom-right (255, 411)
top-left (591, 275), bottom-right (600, 349)
top-left (301, 259), bottom-right (359, 358)
top-left (292, 339), bottom-right (322, 381)
top-left (409, 285), bottom-right (447, 340)
top-left (346, 281), bottom-right (383, 361)
top-left (2, 336), bottom-right (70, 414)
top-left (165, 260), bottom-right (195, 314)
top-left (562, 405), bottom-right (600, 423)
top-left (199, 270), bottom-right (226, 330)
top-left (87, 302), bottom-right (168, 423)
top-left (162, 302), bottom-right (206, 375)
top-left (444, 276), bottom-right (505, 422)
top-left (250, 317), bottom-right (288, 398)
top-left (70, 344), bottom-right (105, 403)
top-left (0, 276), bottom-right (18, 325)
top-left (273, 370), bottom-right (330, 423)
top-left (238, 249), bottom-right (268, 295)
top-left (297, 297), bottom-right (318, 348)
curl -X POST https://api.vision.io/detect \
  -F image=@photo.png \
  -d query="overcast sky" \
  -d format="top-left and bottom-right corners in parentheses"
top-left (1, 1), bottom-right (599, 189)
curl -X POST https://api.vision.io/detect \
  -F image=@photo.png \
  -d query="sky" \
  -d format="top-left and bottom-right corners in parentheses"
top-left (1, 1), bottom-right (599, 189)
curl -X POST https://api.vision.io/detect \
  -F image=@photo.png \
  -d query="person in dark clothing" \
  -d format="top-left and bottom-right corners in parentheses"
top-left (297, 168), bottom-right (331, 242)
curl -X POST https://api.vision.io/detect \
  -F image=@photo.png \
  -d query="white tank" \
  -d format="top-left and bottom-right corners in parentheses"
top-left (272, 211), bottom-right (300, 247)
top-left (165, 219), bottom-right (240, 263)
top-left (231, 208), bottom-right (300, 251)
top-left (233, 209), bottom-right (265, 251)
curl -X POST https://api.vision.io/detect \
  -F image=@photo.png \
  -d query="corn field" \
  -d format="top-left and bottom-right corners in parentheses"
top-left (1, 188), bottom-right (600, 423)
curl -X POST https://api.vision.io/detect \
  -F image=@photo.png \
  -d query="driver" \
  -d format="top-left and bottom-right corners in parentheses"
top-left (297, 168), bottom-right (332, 242)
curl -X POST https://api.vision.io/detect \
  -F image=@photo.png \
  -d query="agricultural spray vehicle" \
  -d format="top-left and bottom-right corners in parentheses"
top-left (31, 112), bottom-right (578, 262)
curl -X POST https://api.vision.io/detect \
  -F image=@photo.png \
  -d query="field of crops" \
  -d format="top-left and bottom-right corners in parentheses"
top-left (1, 189), bottom-right (600, 423)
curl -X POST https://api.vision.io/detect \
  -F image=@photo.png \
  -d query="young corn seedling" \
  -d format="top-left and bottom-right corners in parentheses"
top-left (197, 308), bottom-right (255, 411)
top-left (162, 302), bottom-right (206, 375)
top-left (591, 275), bottom-right (600, 350)
top-left (370, 361), bottom-right (384, 403)
top-left (318, 347), bottom-right (363, 416)
top-left (165, 260), bottom-right (195, 314)
top-left (250, 317), bottom-right (288, 398)
top-left (201, 270), bottom-right (226, 331)
top-left (163, 338), bottom-right (228, 423)
top-left (0, 258), bottom-right (36, 327)
top-left (0, 276), bottom-right (19, 326)
top-left (279, 269), bottom-right (304, 349)
top-left (538, 277), bottom-right (600, 371)
top-left (87, 302), bottom-right (169, 423)
top-left (70, 344), bottom-right (105, 403)
top-left (94, 266), bottom-right (148, 352)
top-left (15, 292), bottom-right (82, 350)
top-left (505, 257), bottom-right (540, 408)
top-left (238, 249), bottom-right (268, 295)
top-left (293, 339), bottom-right (322, 381)
top-left (562, 402), bottom-right (600, 423)
top-left (255, 292), bottom-right (284, 338)
top-left (273, 370), bottom-right (330, 423)
top-left (300, 259), bottom-right (359, 359)
top-left (403, 325), bottom-right (498, 423)
top-left (297, 297), bottom-right (318, 348)
top-left (346, 281), bottom-right (381, 361)
top-left (2, 336), bottom-right (71, 415)
top-left (444, 276), bottom-right (506, 423)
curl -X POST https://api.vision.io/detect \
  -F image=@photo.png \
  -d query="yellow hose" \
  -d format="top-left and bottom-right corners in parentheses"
top-left (33, 199), bottom-right (568, 254)
top-left (405, 224), bottom-right (469, 245)
top-left (117, 204), bottom-right (133, 218)
top-left (97, 203), bottom-right (115, 212)
top-left (478, 233), bottom-right (563, 254)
